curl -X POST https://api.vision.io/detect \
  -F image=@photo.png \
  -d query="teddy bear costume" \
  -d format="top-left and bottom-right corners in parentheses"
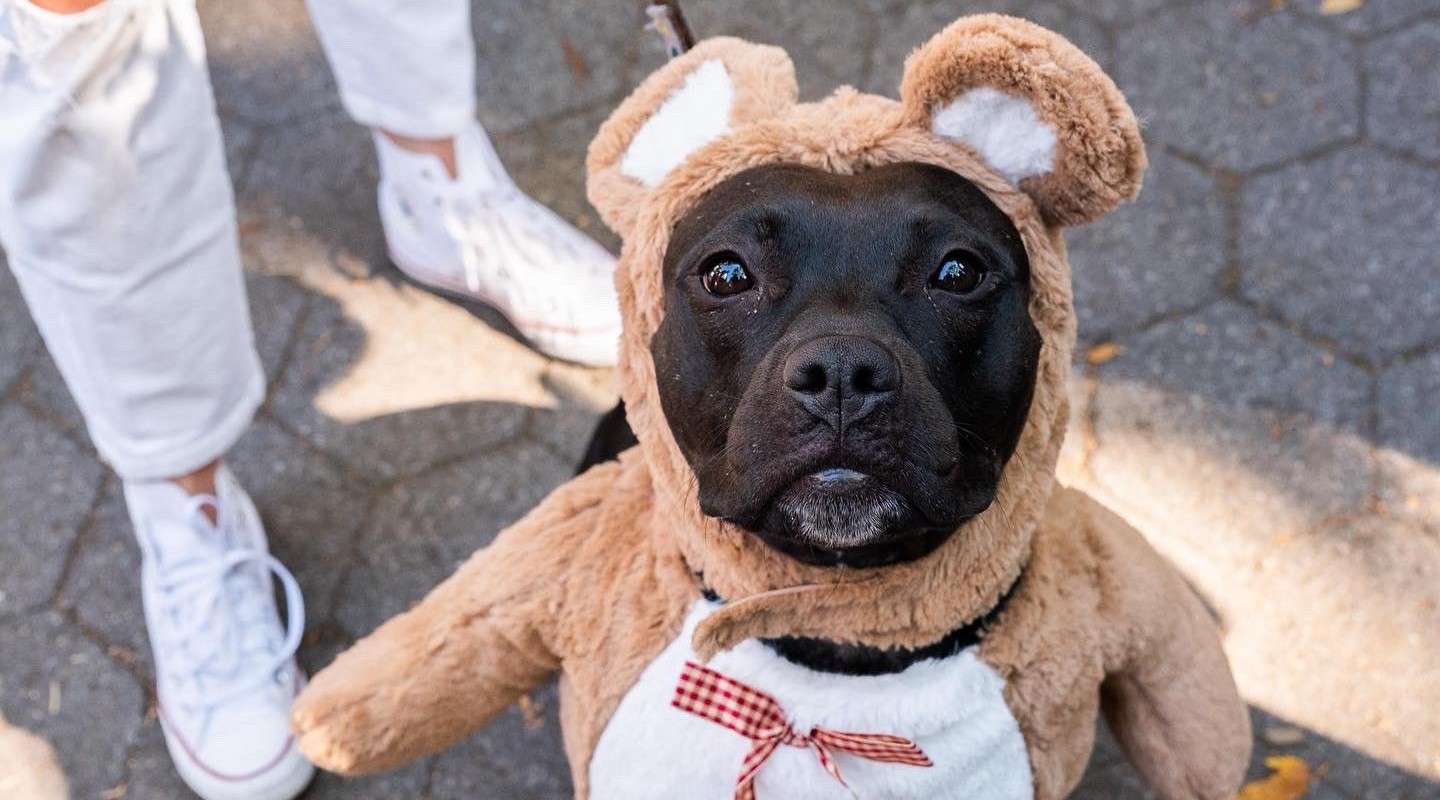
top-left (292, 15), bottom-right (1252, 800)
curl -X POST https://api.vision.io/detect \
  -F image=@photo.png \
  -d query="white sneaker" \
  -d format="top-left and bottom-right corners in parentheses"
top-left (125, 466), bottom-right (313, 800)
top-left (375, 123), bottom-right (623, 367)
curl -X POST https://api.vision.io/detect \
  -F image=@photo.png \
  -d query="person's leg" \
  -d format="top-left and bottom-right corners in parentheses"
top-left (0, 2), bottom-right (311, 797)
top-left (306, 0), bottom-right (623, 366)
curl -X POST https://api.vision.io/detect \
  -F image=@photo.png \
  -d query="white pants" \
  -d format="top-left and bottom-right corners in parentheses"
top-left (0, 0), bottom-right (473, 480)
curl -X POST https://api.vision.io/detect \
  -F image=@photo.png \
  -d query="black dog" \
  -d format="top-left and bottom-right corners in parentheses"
top-left (583, 162), bottom-right (1041, 574)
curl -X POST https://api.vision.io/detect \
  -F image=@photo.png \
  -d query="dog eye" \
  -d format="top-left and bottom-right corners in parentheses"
top-left (930, 252), bottom-right (986, 294)
top-left (701, 254), bottom-right (754, 296)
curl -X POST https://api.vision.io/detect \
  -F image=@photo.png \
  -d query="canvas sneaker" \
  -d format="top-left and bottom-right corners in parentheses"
top-left (375, 123), bottom-right (622, 367)
top-left (125, 466), bottom-right (313, 800)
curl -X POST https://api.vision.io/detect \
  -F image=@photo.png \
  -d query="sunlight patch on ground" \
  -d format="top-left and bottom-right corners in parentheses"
top-left (1064, 378), bottom-right (1440, 779)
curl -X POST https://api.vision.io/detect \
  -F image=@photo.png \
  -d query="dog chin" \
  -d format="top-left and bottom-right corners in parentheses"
top-left (765, 469), bottom-right (914, 550)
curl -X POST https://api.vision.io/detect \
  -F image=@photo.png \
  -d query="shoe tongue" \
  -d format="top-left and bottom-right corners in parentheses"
top-left (124, 480), bottom-right (224, 570)
top-left (453, 125), bottom-right (509, 193)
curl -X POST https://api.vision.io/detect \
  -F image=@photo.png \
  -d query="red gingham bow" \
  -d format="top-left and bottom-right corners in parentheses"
top-left (671, 660), bottom-right (933, 800)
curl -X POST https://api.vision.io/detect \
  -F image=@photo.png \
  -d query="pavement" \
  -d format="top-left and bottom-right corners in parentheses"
top-left (0, 0), bottom-right (1437, 798)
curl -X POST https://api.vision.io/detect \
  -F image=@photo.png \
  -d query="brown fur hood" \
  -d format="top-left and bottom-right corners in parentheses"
top-left (588, 14), bottom-right (1143, 656)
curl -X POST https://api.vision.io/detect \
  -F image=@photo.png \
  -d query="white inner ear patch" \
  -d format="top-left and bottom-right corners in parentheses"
top-left (620, 59), bottom-right (734, 187)
top-left (931, 87), bottom-right (1056, 185)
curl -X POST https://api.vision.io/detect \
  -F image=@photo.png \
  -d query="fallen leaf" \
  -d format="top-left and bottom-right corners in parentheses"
top-left (518, 693), bottom-right (545, 731)
top-left (1319, 0), bottom-right (1363, 14)
top-left (560, 37), bottom-right (591, 81)
top-left (1238, 755), bottom-right (1313, 800)
top-left (1086, 343), bottom-right (1125, 365)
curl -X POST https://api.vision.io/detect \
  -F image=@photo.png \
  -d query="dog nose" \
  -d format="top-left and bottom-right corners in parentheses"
top-left (784, 336), bottom-right (898, 427)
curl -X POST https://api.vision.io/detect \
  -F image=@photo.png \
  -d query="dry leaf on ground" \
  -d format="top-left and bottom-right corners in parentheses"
top-left (1237, 755), bottom-right (1313, 800)
top-left (1086, 342), bottom-right (1125, 365)
top-left (1319, 0), bottom-right (1364, 15)
top-left (518, 693), bottom-right (545, 731)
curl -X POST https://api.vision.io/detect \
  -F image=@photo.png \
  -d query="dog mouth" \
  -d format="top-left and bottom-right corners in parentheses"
top-left (762, 468), bottom-right (916, 550)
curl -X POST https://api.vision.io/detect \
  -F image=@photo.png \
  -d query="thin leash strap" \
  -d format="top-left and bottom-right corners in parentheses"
top-left (643, 0), bottom-right (695, 58)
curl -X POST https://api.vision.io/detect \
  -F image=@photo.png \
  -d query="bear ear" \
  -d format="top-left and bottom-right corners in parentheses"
top-left (900, 14), bottom-right (1146, 227)
top-left (587, 37), bottom-right (798, 239)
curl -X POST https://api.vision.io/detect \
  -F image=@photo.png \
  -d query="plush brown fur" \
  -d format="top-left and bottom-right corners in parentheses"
top-left (292, 15), bottom-right (1249, 800)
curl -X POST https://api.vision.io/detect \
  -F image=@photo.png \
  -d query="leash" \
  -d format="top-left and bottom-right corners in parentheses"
top-left (644, 0), bottom-right (695, 57)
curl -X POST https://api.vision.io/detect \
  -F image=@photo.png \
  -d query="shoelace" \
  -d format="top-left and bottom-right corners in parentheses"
top-left (156, 495), bottom-right (305, 713)
top-left (440, 189), bottom-right (596, 298)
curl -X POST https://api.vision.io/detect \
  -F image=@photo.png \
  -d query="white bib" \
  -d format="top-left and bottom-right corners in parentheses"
top-left (589, 600), bottom-right (1034, 799)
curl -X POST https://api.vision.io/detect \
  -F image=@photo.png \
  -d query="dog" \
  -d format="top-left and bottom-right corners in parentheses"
top-left (295, 20), bottom-right (1250, 798)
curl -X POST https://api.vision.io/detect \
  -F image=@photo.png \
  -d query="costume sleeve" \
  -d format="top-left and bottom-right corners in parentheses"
top-left (291, 459), bottom-right (622, 775)
top-left (1087, 496), bottom-right (1252, 800)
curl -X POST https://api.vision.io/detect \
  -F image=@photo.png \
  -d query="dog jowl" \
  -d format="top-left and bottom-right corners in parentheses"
top-left (652, 162), bottom-right (1043, 568)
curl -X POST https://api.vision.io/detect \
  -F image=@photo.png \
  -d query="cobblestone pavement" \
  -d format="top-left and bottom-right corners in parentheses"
top-left (1, 0), bottom-right (1437, 798)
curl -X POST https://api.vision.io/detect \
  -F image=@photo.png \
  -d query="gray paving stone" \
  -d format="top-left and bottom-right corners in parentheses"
top-left (472, 0), bottom-right (640, 135)
top-left (430, 682), bottom-right (572, 800)
top-left (0, 404), bottom-right (104, 617)
top-left (267, 281), bottom-right (535, 483)
top-left (1232, 515), bottom-right (1440, 784)
top-left (865, 0), bottom-right (1110, 95)
top-left (669, 0), bottom-right (872, 101)
top-left (1240, 146), bottom-right (1440, 361)
top-left (13, 350), bottom-right (89, 451)
top-left (120, 718), bottom-right (207, 800)
top-left (1366, 21), bottom-right (1440, 164)
top-left (333, 441), bottom-right (569, 636)
top-left (1378, 350), bottom-right (1440, 534)
top-left (197, 0), bottom-right (338, 125)
top-left (54, 482), bottom-right (153, 679)
top-left (227, 419), bottom-right (371, 620)
top-left (1067, 150), bottom-right (1229, 342)
top-left (1116, 2), bottom-right (1360, 171)
top-left (247, 272), bottom-right (312, 386)
top-left (0, 611), bottom-right (143, 800)
top-left (1076, 707), bottom-right (1440, 799)
top-left (1294, 0), bottom-right (1440, 36)
top-left (0, 260), bottom-right (38, 395)
top-left (527, 361), bottom-right (620, 464)
top-left (1067, 722), bottom-right (1144, 797)
top-left (1056, 0), bottom-right (1181, 26)
top-left (220, 115), bottom-right (260, 190)
top-left (304, 757), bottom-right (434, 800)
top-left (1090, 302), bottom-right (1372, 548)
top-left (1248, 709), bottom-right (1440, 799)
top-left (1090, 305), bottom-right (1440, 777)
top-left (238, 108), bottom-right (388, 279)
top-left (1070, 759), bottom-right (1154, 800)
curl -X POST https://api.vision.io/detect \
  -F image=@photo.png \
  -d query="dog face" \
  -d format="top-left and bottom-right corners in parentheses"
top-left (652, 162), bottom-right (1042, 567)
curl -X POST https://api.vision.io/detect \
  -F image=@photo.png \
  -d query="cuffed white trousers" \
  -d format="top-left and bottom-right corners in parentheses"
top-left (0, 0), bottom-right (474, 480)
